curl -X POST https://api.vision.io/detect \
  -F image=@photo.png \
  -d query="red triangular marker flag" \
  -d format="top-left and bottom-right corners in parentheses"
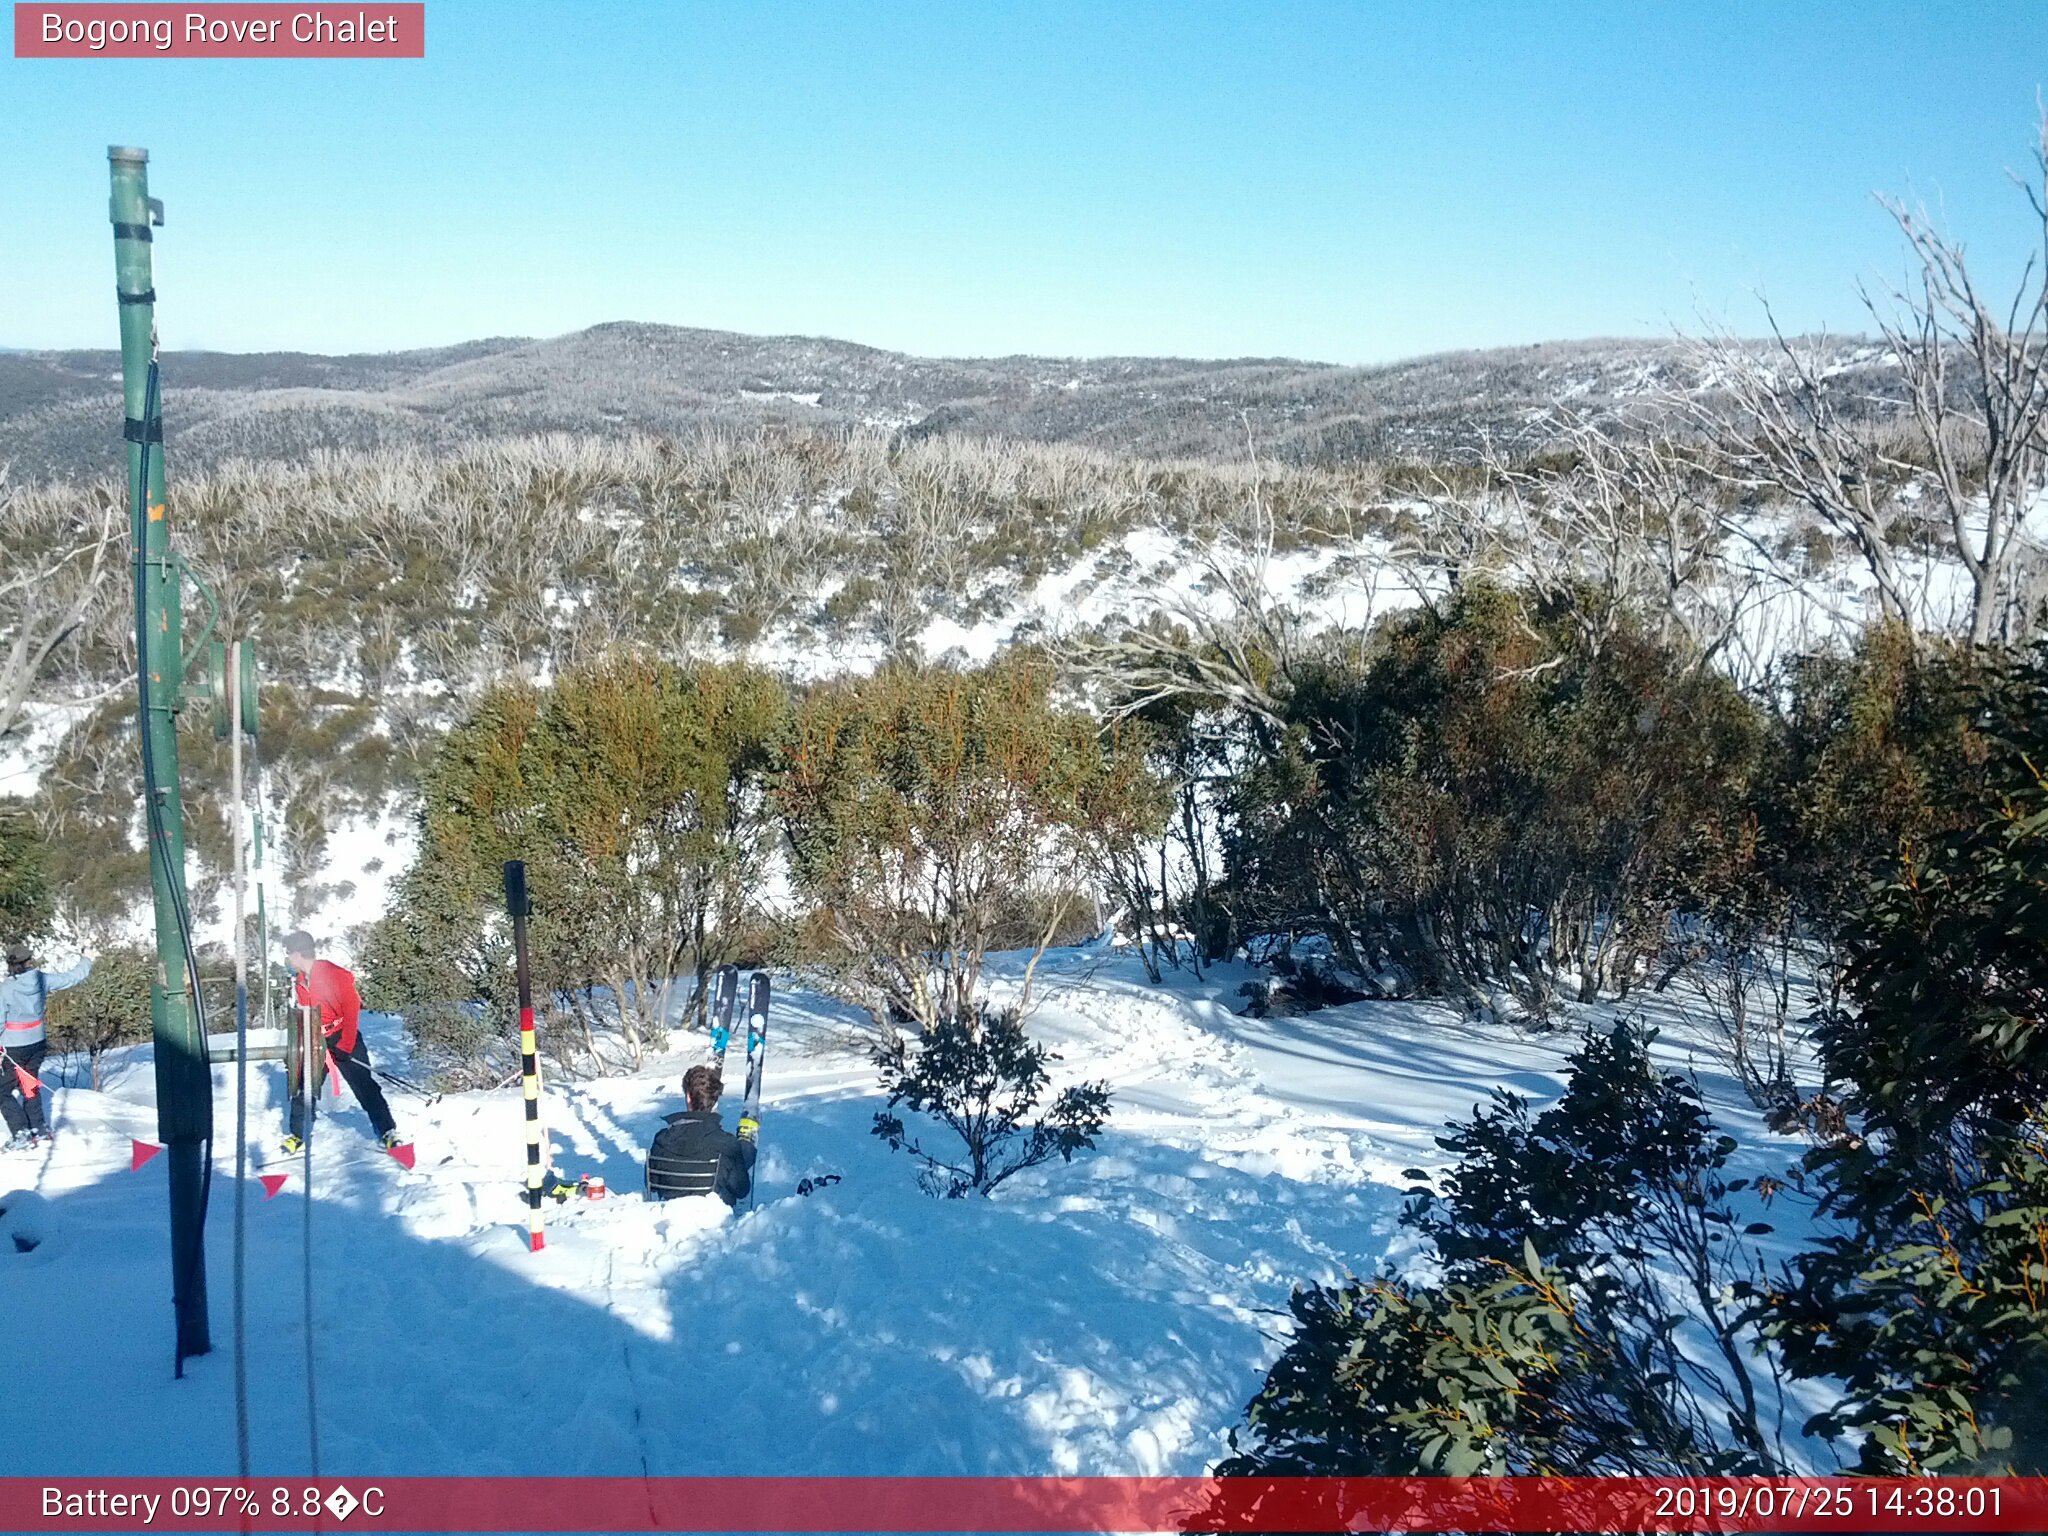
top-left (131, 1138), bottom-right (162, 1171)
top-left (260, 1173), bottom-right (289, 1199)
top-left (13, 1062), bottom-right (40, 1098)
top-left (386, 1142), bottom-right (416, 1170)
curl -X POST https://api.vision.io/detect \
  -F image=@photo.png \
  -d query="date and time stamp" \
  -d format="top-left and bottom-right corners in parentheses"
top-left (1648, 1479), bottom-right (2005, 1523)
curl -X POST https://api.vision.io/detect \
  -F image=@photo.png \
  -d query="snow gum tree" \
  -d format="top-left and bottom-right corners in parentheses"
top-left (1695, 117), bottom-right (2048, 645)
top-left (871, 1006), bottom-right (1111, 1197)
top-left (1219, 644), bottom-right (2048, 1480)
top-left (1767, 643), bottom-right (2048, 1472)
top-left (1221, 584), bottom-right (1765, 1016)
top-left (778, 656), bottom-right (1163, 1034)
top-left (43, 944), bottom-right (152, 1089)
top-left (0, 469), bottom-right (122, 749)
top-left (363, 655), bottom-right (788, 1076)
top-left (1769, 624), bottom-right (2000, 927)
top-left (0, 804), bottom-right (52, 947)
top-left (1219, 1023), bottom-right (1785, 1477)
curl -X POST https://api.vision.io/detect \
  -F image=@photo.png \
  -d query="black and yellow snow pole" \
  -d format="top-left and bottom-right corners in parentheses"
top-left (504, 861), bottom-right (546, 1251)
top-left (111, 146), bottom-right (214, 1372)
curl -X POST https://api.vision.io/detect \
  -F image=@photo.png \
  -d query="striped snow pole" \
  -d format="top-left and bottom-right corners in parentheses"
top-left (504, 861), bottom-right (545, 1252)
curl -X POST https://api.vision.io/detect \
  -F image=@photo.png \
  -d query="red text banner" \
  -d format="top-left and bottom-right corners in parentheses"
top-left (3, 1476), bottom-right (2044, 1532)
top-left (14, 4), bottom-right (424, 57)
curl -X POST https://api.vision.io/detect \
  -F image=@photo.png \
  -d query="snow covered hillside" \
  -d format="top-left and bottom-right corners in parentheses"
top-left (1, 947), bottom-right (1819, 1477)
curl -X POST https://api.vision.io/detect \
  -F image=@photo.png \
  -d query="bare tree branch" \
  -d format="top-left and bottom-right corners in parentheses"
top-left (1684, 315), bottom-right (1916, 629)
top-left (0, 470), bottom-right (123, 747)
top-left (1859, 117), bottom-right (2048, 642)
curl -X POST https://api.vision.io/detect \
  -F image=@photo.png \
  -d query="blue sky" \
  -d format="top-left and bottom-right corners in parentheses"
top-left (5, 2), bottom-right (2047, 362)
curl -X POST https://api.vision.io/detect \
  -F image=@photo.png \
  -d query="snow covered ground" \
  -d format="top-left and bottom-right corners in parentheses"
top-left (2, 946), bottom-right (1820, 1479)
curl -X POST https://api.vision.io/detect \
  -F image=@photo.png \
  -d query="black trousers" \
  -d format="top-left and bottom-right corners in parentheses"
top-left (0, 1040), bottom-right (49, 1136)
top-left (289, 1033), bottom-right (396, 1140)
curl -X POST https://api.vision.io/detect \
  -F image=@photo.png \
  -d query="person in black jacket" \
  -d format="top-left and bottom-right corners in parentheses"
top-left (646, 1065), bottom-right (757, 1206)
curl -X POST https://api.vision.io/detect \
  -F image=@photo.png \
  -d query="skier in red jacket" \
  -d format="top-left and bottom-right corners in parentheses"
top-left (280, 930), bottom-right (401, 1154)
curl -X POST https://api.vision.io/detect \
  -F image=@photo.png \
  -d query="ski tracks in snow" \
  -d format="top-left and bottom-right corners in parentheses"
top-left (10, 960), bottom-right (1427, 1476)
top-left (343, 961), bottom-right (1418, 1475)
top-left (1015, 960), bottom-right (1410, 1190)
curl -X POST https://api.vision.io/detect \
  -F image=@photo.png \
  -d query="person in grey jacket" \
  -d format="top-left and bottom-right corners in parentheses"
top-left (1, 942), bottom-right (92, 1150)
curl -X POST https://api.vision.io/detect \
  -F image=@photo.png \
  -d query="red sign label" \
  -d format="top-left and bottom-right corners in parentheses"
top-left (13, 4), bottom-right (424, 57)
top-left (0, 1476), bottom-right (2043, 1533)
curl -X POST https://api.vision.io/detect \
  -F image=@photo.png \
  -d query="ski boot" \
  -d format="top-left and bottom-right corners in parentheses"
top-left (381, 1130), bottom-right (406, 1152)
top-left (281, 1134), bottom-right (304, 1155)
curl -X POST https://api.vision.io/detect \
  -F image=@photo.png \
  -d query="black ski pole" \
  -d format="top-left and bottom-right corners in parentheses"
top-left (369, 1064), bottom-right (441, 1105)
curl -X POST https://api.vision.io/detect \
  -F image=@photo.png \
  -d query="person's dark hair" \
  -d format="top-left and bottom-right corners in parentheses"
top-left (683, 1065), bottom-right (723, 1112)
top-left (4, 943), bottom-right (31, 974)
top-left (281, 930), bottom-right (317, 957)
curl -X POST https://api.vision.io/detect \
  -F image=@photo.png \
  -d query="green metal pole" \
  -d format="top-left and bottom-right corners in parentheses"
top-left (111, 145), bottom-right (212, 1368)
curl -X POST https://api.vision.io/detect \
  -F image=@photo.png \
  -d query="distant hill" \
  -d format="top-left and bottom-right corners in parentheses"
top-left (0, 322), bottom-right (1898, 481)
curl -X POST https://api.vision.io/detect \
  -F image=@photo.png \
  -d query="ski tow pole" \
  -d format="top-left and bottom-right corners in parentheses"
top-left (504, 860), bottom-right (545, 1252)
top-left (296, 1000), bottom-right (321, 1475)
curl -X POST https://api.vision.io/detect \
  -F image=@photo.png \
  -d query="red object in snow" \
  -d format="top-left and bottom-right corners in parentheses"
top-left (259, 1174), bottom-right (289, 1199)
top-left (130, 1138), bottom-right (162, 1171)
top-left (386, 1141), bottom-right (416, 1170)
